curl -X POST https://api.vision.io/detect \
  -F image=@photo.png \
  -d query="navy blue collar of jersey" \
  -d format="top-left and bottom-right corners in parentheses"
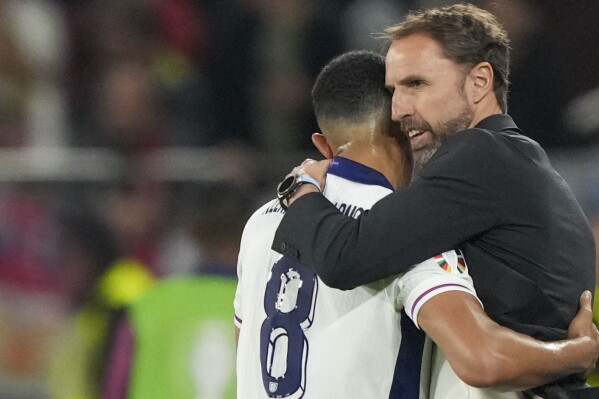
top-left (475, 114), bottom-right (521, 133)
top-left (327, 156), bottom-right (394, 191)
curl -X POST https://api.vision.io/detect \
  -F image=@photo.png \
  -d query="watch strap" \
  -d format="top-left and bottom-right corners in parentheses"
top-left (296, 174), bottom-right (321, 192)
top-left (277, 174), bottom-right (321, 210)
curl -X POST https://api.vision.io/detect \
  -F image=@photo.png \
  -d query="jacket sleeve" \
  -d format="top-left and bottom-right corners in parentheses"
top-left (272, 131), bottom-right (501, 289)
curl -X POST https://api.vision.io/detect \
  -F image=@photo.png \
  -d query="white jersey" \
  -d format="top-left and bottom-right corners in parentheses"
top-left (235, 157), bottom-right (520, 399)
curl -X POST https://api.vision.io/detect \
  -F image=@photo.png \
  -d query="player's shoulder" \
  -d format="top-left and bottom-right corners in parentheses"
top-left (239, 198), bottom-right (284, 261)
top-left (241, 198), bottom-right (284, 236)
top-left (248, 198), bottom-right (284, 221)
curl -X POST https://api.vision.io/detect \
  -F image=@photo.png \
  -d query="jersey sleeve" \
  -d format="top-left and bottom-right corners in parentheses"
top-left (234, 220), bottom-right (252, 329)
top-left (396, 250), bottom-right (482, 329)
top-left (233, 258), bottom-right (243, 329)
top-left (234, 208), bottom-right (256, 329)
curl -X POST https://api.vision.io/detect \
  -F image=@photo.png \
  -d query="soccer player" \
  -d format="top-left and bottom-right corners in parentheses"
top-left (234, 51), bottom-right (598, 399)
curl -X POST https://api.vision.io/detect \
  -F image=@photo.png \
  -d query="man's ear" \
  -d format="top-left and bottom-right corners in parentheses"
top-left (469, 62), bottom-right (494, 105)
top-left (311, 133), bottom-right (334, 159)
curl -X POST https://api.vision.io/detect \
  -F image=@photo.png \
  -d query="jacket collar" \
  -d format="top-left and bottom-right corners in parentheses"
top-left (475, 114), bottom-right (521, 133)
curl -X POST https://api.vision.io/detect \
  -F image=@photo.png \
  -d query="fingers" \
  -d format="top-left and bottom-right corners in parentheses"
top-left (301, 158), bottom-right (317, 167)
top-left (286, 159), bottom-right (331, 190)
top-left (582, 290), bottom-right (599, 361)
top-left (572, 290), bottom-right (599, 374)
top-left (580, 290), bottom-right (593, 312)
top-left (304, 159), bottom-right (331, 189)
top-left (581, 290), bottom-right (592, 304)
top-left (568, 291), bottom-right (595, 340)
top-left (287, 158), bottom-right (318, 177)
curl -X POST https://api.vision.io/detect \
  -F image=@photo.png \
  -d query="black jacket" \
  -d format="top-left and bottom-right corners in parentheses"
top-left (273, 114), bottom-right (596, 341)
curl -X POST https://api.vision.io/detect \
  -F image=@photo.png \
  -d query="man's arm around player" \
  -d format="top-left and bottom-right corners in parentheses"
top-left (418, 290), bottom-right (598, 390)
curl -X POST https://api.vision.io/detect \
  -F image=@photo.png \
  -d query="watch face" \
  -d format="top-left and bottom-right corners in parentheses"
top-left (277, 175), bottom-right (297, 199)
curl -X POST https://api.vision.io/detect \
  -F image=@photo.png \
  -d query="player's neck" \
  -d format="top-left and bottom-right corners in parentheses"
top-left (336, 141), bottom-right (410, 189)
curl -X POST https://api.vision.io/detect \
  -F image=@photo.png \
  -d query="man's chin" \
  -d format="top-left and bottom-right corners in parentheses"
top-left (413, 145), bottom-right (440, 175)
top-left (409, 131), bottom-right (433, 151)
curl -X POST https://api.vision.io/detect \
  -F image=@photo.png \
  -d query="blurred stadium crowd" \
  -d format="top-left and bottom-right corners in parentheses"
top-left (0, 0), bottom-right (597, 398)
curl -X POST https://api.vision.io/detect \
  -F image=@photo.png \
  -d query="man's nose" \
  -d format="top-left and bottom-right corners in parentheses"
top-left (391, 91), bottom-right (414, 121)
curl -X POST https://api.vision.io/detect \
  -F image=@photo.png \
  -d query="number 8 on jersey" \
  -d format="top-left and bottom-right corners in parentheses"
top-left (259, 257), bottom-right (318, 398)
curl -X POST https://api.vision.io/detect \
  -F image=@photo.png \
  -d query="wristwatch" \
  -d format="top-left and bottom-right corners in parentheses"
top-left (277, 174), bottom-right (321, 210)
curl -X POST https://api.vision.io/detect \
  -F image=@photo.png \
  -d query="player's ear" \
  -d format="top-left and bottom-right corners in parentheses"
top-left (311, 133), bottom-right (334, 159)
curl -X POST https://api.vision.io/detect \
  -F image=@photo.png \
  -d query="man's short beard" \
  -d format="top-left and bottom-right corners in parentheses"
top-left (413, 140), bottom-right (441, 176)
top-left (413, 109), bottom-right (472, 176)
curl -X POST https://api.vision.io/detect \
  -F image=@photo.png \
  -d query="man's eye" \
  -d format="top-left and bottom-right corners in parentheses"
top-left (409, 80), bottom-right (424, 88)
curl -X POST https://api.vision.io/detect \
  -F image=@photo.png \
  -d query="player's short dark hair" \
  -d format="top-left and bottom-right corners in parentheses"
top-left (312, 50), bottom-right (389, 126)
top-left (385, 3), bottom-right (510, 113)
